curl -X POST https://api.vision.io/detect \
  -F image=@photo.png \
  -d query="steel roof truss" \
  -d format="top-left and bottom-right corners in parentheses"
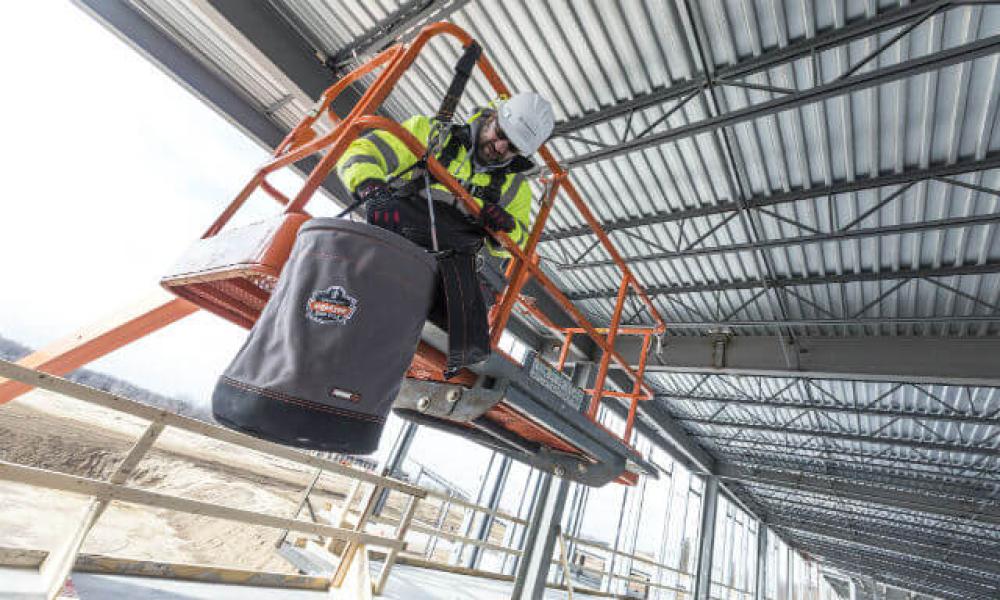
top-left (697, 433), bottom-right (998, 475)
top-left (682, 415), bottom-right (999, 457)
top-left (543, 153), bottom-right (1000, 245)
top-left (803, 544), bottom-right (997, 600)
top-left (563, 35), bottom-right (1000, 168)
top-left (783, 532), bottom-right (1000, 595)
top-left (552, 0), bottom-right (950, 136)
top-left (723, 456), bottom-right (995, 500)
top-left (769, 513), bottom-right (1000, 572)
top-left (717, 463), bottom-right (1000, 523)
top-left (753, 493), bottom-right (1000, 547)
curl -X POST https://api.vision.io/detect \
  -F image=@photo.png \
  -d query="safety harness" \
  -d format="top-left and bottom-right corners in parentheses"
top-left (394, 121), bottom-right (507, 213)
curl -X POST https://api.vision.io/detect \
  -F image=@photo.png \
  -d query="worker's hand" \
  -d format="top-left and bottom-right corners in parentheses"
top-left (479, 203), bottom-right (515, 233)
top-left (358, 181), bottom-right (401, 234)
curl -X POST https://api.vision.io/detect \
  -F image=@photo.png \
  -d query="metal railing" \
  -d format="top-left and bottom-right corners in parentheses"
top-left (561, 534), bottom-right (695, 597)
top-left (197, 21), bottom-right (667, 450)
top-left (710, 580), bottom-right (756, 600)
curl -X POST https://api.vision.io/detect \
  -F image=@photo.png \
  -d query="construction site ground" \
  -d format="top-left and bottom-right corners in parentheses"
top-left (0, 388), bottom-right (475, 573)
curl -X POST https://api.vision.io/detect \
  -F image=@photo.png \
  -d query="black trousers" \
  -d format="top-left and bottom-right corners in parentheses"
top-left (368, 194), bottom-right (492, 374)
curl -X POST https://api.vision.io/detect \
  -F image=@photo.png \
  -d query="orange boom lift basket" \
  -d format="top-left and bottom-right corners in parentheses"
top-left (160, 22), bottom-right (665, 486)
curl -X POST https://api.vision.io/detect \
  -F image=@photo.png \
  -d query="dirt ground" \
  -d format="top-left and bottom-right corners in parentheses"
top-left (0, 388), bottom-right (472, 574)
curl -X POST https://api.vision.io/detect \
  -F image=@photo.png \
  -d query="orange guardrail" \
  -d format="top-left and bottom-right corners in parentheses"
top-left (197, 22), bottom-right (668, 449)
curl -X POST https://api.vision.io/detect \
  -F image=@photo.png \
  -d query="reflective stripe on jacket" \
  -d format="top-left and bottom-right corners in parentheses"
top-left (335, 111), bottom-right (533, 258)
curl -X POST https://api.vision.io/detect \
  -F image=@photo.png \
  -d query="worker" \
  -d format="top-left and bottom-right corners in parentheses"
top-left (335, 92), bottom-right (555, 375)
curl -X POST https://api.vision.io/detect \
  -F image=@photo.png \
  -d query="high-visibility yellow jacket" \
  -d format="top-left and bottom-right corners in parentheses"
top-left (335, 109), bottom-right (533, 257)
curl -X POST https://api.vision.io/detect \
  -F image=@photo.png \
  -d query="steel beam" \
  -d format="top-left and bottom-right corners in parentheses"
top-left (748, 496), bottom-right (1000, 540)
top-left (717, 463), bottom-right (1000, 524)
top-left (511, 472), bottom-right (570, 600)
top-left (779, 513), bottom-right (1000, 570)
top-left (543, 153), bottom-right (1000, 245)
top-left (693, 476), bottom-right (719, 600)
top-left (646, 316), bottom-right (1000, 329)
top-left (658, 389), bottom-right (999, 426)
top-left (564, 35), bottom-right (1000, 168)
top-left (620, 335), bottom-right (1000, 386)
top-left (722, 456), bottom-right (994, 501)
top-left (808, 552), bottom-right (993, 600)
top-left (77, 0), bottom-right (294, 155)
top-left (205, 1), bottom-right (357, 104)
top-left (680, 417), bottom-right (999, 457)
top-left (773, 520), bottom-right (1000, 577)
top-left (559, 212), bottom-right (1000, 271)
top-left (568, 260), bottom-right (1000, 300)
top-left (746, 486), bottom-right (1000, 543)
top-left (327, 0), bottom-right (473, 68)
top-left (552, 0), bottom-right (945, 135)
top-left (607, 378), bottom-right (717, 474)
top-left (767, 512), bottom-right (1000, 570)
top-left (696, 435), bottom-right (998, 477)
top-left (755, 526), bottom-right (767, 600)
top-left (784, 534), bottom-right (1000, 598)
top-left (819, 557), bottom-right (975, 600)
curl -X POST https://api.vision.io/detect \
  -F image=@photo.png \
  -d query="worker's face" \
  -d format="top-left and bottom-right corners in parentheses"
top-left (476, 116), bottom-right (519, 164)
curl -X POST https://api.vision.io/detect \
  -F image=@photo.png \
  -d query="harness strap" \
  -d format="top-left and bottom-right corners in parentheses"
top-left (395, 124), bottom-right (507, 210)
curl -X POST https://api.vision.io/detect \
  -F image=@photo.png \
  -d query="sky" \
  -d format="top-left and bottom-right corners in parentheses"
top-left (0, 1), bottom-right (312, 403)
top-left (0, 0), bottom-right (501, 492)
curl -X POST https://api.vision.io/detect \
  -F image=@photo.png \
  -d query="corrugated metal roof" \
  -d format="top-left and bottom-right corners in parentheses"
top-left (121, 1), bottom-right (1000, 597)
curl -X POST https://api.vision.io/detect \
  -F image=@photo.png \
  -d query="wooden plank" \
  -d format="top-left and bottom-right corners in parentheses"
top-left (0, 460), bottom-right (403, 551)
top-left (275, 467), bottom-right (324, 548)
top-left (73, 554), bottom-right (328, 590)
top-left (0, 360), bottom-right (426, 498)
top-left (328, 545), bottom-right (372, 600)
top-left (422, 488), bottom-right (528, 525)
top-left (38, 422), bottom-right (165, 600)
top-left (374, 496), bottom-right (418, 595)
top-left (368, 514), bottom-right (522, 556)
top-left (0, 547), bottom-right (47, 569)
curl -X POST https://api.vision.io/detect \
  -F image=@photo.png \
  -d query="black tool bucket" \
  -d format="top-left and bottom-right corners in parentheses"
top-left (212, 218), bottom-right (438, 454)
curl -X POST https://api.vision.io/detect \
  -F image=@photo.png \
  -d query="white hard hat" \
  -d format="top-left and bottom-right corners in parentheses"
top-left (497, 92), bottom-right (554, 156)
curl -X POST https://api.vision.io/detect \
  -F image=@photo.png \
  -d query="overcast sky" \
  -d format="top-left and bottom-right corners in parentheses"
top-left (0, 1), bottom-right (314, 403)
top-left (0, 0), bottom-right (501, 493)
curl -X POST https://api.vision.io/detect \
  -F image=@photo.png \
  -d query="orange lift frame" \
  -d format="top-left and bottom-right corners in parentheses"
top-left (0, 22), bottom-right (665, 463)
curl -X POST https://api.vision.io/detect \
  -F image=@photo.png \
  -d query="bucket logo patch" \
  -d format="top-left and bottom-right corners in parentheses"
top-left (306, 286), bottom-right (358, 324)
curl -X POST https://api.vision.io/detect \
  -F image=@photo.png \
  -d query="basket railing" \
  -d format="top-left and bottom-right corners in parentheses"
top-left (199, 21), bottom-right (667, 451)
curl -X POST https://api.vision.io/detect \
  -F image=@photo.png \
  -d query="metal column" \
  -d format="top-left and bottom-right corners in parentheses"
top-left (694, 475), bottom-right (720, 600)
top-left (469, 455), bottom-right (513, 568)
top-left (374, 420), bottom-right (418, 515)
top-left (451, 451), bottom-right (500, 564)
top-left (757, 525), bottom-right (768, 600)
top-left (511, 470), bottom-right (571, 599)
top-left (511, 361), bottom-right (592, 598)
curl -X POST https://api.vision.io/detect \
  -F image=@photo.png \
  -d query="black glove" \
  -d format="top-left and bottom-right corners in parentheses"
top-left (357, 180), bottom-right (400, 233)
top-left (479, 203), bottom-right (515, 233)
